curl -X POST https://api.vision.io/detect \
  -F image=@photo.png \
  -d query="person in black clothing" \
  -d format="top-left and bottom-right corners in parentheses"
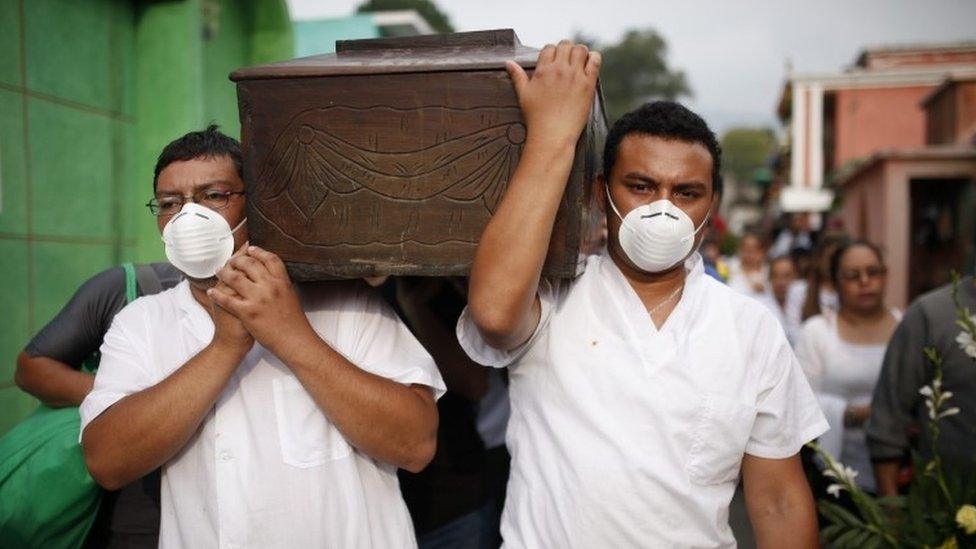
top-left (383, 277), bottom-right (510, 549)
top-left (15, 262), bottom-right (181, 548)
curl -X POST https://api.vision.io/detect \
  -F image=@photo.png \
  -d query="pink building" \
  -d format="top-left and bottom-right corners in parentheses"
top-left (777, 43), bottom-right (976, 307)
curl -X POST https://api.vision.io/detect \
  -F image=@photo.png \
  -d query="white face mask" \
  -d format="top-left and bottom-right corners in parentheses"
top-left (606, 185), bottom-right (708, 273)
top-left (161, 202), bottom-right (246, 279)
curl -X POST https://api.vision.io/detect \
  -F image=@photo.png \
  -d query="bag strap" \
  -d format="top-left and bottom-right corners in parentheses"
top-left (134, 264), bottom-right (163, 298)
top-left (121, 262), bottom-right (137, 304)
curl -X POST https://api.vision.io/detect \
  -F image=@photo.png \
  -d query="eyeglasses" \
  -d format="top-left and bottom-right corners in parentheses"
top-left (146, 190), bottom-right (245, 217)
top-left (839, 266), bottom-right (887, 282)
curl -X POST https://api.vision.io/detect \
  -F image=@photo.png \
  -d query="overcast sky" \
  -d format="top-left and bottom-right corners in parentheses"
top-left (287, 0), bottom-right (976, 134)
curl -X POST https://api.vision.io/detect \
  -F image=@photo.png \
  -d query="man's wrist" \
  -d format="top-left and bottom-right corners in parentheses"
top-left (207, 338), bottom-right (252, 362)
top-left (523, 133), bottom-right (578, 159)
top-left (265, 321), bottom-right (324, 367)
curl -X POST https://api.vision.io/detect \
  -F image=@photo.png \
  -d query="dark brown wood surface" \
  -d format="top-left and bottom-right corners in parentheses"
top-left (233, 29), bottom-right (607, 279)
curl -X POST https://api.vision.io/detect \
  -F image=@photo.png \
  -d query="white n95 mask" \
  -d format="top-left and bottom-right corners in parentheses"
top-left (161, 202), bottom-right (246, 279)
top-left (606, 187), bottom-right (708, 273)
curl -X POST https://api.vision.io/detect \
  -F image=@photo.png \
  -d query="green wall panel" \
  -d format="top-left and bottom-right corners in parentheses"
top-left (0, 88), bottom-right (27, 235)
top-left (28, 98), bottom-right (113, 239)
top-left (31, 241), bottom-right (114, 331)
top-left (24, 0), bottom-right (112, 110)
top-left (109, 0), bottom-right (136, 119)
top-left (0, 0), bottom-right (296, 436)
top-left (203, 0), bottom-right (248, 138)
top-left (115, 120), bottom-right (141, 253)
top-left (0, 0), bottom-right (21, 87)
top-left (132, 0), bottom-right (203, 263)
top-left (0, 238), bottom-right (30, 384)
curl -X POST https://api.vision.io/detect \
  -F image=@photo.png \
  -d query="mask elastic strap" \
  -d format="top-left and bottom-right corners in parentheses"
top-left (681, 211), bottom-right (711, 244)
top-left (604, 183), bottom-right (626, 222)
top-left (230, 217), bottom-right (247, 234)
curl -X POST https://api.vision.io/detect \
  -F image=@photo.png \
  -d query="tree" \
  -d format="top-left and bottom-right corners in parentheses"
top-left (356, 0), bottom-right (454, 34)
top-left (587, 29), bottom-right (691, 123)
top-left (720, 127), bottom-right (777, 185)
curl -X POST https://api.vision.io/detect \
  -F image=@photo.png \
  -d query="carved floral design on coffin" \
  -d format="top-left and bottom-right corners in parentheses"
top-left (254, 105), bottom-right (526, 248)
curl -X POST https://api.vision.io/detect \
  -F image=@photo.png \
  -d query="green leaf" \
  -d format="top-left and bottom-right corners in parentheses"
top-left (876, 495), bottom-right (907, 509)
top-left (850, 530), bottom-right (873, 547)
top-left (833, 528), bottom-right (865, 548)
top-left (821, 524), bottom-right (845, 541)
top-left (860, 534), bottom-right (884, 549)
top-left (820, 500), bottom-right (865, 527)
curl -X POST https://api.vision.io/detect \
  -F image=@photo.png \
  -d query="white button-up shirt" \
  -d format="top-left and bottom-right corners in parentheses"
top-left (80, 280), bottom-right (445, 549)
top-left (457, 253), bottom-right (828, 548)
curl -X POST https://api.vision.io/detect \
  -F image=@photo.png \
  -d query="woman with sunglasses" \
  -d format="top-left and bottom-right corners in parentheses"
top-left (796, 239), bottom-right (901, 495)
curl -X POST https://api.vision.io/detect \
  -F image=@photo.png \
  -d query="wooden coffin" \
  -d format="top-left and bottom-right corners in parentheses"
top-left (230, 29), bottom-right (607, 279)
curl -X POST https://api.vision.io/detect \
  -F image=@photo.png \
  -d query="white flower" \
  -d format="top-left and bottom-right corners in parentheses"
top-left (824, 464), bottom-right (859, 484)
top-left (926, 399), bottom-right (938, 420)
top-left (841, 465), bottom-right (859, 483)
top-left (826, 483), bottom-right (845, 498)
top-left (920, 385), bottom-right (934, 398)
top-left (940, 407), bottom-right (961, 419)
top-left (957, 331), bottom-right (976, 359)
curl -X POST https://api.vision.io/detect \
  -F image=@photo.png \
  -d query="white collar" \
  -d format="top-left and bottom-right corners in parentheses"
top-left (175, 280), bottom-right (216, 342)
top-left (597, 251), bottom-right (706, 335)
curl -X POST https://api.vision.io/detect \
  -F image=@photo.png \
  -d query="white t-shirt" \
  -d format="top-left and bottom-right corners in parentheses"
top-left (80, 280), bottom-right (446, 549)
top-left (796, 310), bottom-right (900, 493)
top-left (457, 253), bottom-right (828, 548)
top-left (726, 257), bottom-right (768, 301)
top-left (759, 293), bottom-right (802, 349)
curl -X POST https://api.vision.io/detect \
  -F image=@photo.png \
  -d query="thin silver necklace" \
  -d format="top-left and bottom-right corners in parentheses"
top-left (647, 284), bottom-right (685, 317)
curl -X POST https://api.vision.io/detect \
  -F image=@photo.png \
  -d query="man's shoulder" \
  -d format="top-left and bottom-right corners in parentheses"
top-left (78, 265), bottom-right (127, 297)
top-left (702, 278), bottom-right (791, 354)
top-left (145, 261), bottom-right (184, 291)
top-left (904, 278), bottom-right (968, 323)
top-left (113, 281), bottom-right (185, 328)
top-left (703, 275), bottom-right (771, 317)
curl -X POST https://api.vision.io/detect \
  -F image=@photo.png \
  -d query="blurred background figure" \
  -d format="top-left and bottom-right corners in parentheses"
top-left (387, 277), bottom-right (509, 549)
top-left (794, 232), bottom-right (848, 322)
top-left (769, 213), bottom-right (814, 258)
top-left (726, 231), bottom-right (769, 299)
top-left (701, 236), bottom-right (730, 282)
top-left (6, 262), bottom-right (180, 547)
top-left (760, 255), bottom-right (801, 347)
top-left (867, 273), bottom-right (976, 497)
top-left (796, 240), bottom-right (900, 496)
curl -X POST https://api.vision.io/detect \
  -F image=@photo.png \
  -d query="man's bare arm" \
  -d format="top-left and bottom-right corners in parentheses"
top-left (82, 285), bottom-right (253, 490)
top-left (742, 453), bottom-right (820, 549)
top-left (212, 247), bottom-right (438, 473)
top-left (15, 352), bottom-right (93, 407)
top-left (467, 41), bottom-right (601, 351)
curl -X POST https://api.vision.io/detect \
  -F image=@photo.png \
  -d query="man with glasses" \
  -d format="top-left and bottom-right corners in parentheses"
top-left (80, 126), bottom-right (445, 548)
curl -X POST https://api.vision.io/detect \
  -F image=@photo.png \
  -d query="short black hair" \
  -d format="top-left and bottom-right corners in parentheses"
top-left (603, 101), bottom-right (723, 196)
top-left (153, 125), bottom-right (243, 191)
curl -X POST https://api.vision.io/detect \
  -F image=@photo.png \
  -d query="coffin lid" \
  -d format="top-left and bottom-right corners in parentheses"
top-left (230, 29), bottom-right (539, 81)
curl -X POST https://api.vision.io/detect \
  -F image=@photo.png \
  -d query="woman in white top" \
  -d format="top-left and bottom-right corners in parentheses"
top-left (797, 240), bottom-right (900, 493)
top-left (727, 231), bottom-right (769, 300)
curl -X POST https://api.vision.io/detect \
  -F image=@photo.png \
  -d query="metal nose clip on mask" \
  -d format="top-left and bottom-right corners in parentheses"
top-left (161, 202), bottom-right (247, 279)
top-left (605, 185), bottom-right (709, 273)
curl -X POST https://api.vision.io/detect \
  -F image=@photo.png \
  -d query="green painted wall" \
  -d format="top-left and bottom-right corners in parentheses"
top-left (294, 15), bottom-right (380, 57)
top-left (0, 0), bottom-right (292, 435)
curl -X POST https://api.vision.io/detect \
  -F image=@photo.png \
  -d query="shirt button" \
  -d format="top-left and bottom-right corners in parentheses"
top-left (219, 451), bottom-right (233, 461)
